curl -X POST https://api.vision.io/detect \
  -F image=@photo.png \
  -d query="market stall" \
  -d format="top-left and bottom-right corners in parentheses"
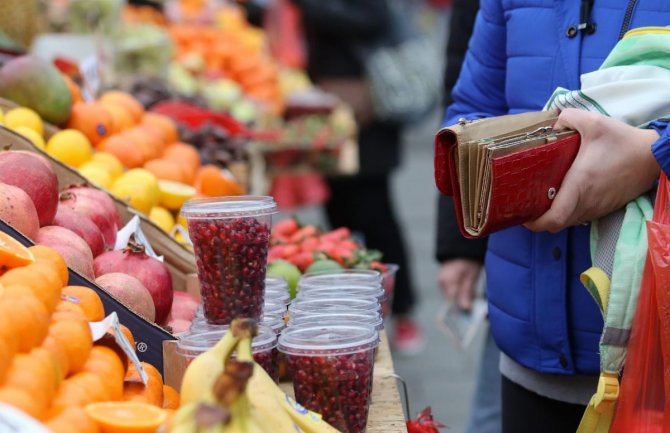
top-left (0, 1), bottom-right (414, 432)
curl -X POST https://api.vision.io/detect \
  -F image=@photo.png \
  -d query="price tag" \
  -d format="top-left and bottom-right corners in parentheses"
top-left (79, 55), bottom-right (100, 102)
top-left (89, 312), bottom-right (149, 384)
top-left (0, 404), bottom-right (50, 433)
top-left (114, 216), bottom-right (164, 262)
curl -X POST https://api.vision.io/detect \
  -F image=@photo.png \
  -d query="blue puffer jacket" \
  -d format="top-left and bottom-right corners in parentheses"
top-left (444, 0), bottom-right (670, 375)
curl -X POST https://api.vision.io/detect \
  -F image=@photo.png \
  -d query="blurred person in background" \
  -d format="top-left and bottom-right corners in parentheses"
top-left (436, 0), bottom-right (501, 432)
top-left (292, 0), bottom-right (424, 354)
top-left (441, 1), bottom-right (670, 432)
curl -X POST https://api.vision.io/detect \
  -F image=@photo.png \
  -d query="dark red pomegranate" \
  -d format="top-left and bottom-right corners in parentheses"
top-left (287, 349), bottom-right (376, 433)
top-left (187, 216), bottom-right (270, 325)
top-left (59, 189), bottom-right (118, 249)
top-left (93, 237), bottom-right (173, 324)
top-left (53, 205), bottom-right (105, 257)
top-left (253, 348), bottom-right (280, 384)
top-left (64, 186), bottom-right (122, 228)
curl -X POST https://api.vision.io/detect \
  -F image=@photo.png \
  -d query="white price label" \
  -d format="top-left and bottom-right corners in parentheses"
top-left (0, 404), bottom-right (50, 433)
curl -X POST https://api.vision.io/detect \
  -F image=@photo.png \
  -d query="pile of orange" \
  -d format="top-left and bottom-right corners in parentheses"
top-left (0, 234), bottom-right (179, 432)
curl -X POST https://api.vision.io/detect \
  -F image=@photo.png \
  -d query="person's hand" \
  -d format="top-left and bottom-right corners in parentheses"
top-left (524, 109), bottom-right (661, 233)
top-left (438, 259), bottom-right (482, 311)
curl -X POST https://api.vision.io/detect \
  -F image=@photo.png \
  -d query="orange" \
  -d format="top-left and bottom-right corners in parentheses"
top-left (100, 134), bottom-right (145, 168)
top-left (67, 102), bottom-right (115, 146)
top-left (101, 100), bottom-right (136, 133)
top-left (122, 128), bottom-right (161, 162)
top-left (161, 385), bottom-right (180, 410)
top-left (2, 282), bottom-right (60, 318)
top-left (194, 165), bottom-right (244, 197)
top-left (46, 406), bottom-right (99, 433)
top-left (29, 245), bottom-right (69, 286)
top-left (3, 350), bottom-right (58, 411)
top-left (1, 262), bottom-right (64, 313)
top-left (0, 387), bottom-right (45, 420)
top-left (0, 291), bottom-right (50, 352)
top-left (61, 286), bottom-right (106, 322)
top-left (100, 91), bottom-right (145, 123)
top-left (141, 113), bottom-right (178, 145)
top-left (84, 346), bottom-right (126, 401)
top-left (143, 158), bottom-right (186, 183)
top-left (0, 337), bottom-right (16, 384)
top-left (0, 232), bottom-right (34, 269)
top-left (55, 299), bottom-right (87, 317)
top-left (42, 335), bottom-right (70, 380)
top-left (62, 75), bottom-right (83, 104)
top-left (70, 371), bottom-right (111, 402)
top-left (49, 315), bottom-right (93, 375)
top-left (123, 362), bottom-right (164, 407)
top-left (110, 324), bottom-right (136, 351)
top-left (163, 142), bottom-right (200, 184)
top-left (85, 401), bottom-right (167, 433)
top-left (52, 372), bottom-right (108, 408)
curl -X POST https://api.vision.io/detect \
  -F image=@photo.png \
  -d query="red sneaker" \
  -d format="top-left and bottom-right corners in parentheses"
top-left (391, 316), bottom-right (426, 356)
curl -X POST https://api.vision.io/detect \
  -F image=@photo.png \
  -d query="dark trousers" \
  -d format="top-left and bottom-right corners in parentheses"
top-left (325, 175), bottom-right (416, 315)
top-left (502, 377), bottom-right (585, 433)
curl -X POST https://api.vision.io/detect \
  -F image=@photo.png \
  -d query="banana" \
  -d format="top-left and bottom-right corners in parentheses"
top-left (180, 327), bottom-right (239, 405)
top-left (170, 402), bottom-right (200, 433)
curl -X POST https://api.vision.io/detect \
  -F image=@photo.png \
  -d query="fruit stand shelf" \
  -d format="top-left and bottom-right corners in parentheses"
top-left (280, 331), bottom-right (408, 433)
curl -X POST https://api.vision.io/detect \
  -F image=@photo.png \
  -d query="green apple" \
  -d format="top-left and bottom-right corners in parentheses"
top-left (305, 260), bottom-right (343, 275)
top-left (267, 260), bottom-right (301, 299)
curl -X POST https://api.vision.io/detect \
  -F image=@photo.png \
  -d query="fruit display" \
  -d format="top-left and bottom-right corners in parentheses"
top-left (181, 196), bottom-right (276, 325)
top-left (0, 237), bottom-right (176, 430)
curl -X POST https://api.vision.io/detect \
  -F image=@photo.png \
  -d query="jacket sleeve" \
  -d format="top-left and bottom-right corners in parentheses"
top-left (292, 0), bottom-right (388, 37)
top-left (443, 0), bottom-right (480, 108)
top-left (436, 195), bottom-right (488, 263)
top-left (650, 120), bottom-right (670, 177)
top-left (443, 0), bottom-right (508, 127)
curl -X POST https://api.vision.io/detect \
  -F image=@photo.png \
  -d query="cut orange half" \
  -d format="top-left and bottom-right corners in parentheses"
top-left (85, 401), bottom-right (168, 433)
top-left (0, 232), bottom-right (34, 269)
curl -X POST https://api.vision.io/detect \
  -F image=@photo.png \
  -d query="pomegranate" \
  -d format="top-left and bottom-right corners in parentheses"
top-left (0, 150), bottom-right (58, 226)
top-left (188, 216), bottom-right (270, 325)
top-left (53, 206), bottom-right (105, 257)
top-left (166, 318), bottom-right (191, 334)
top-left (95, 273), bottom-right (156, 323)
top-left (0, 182), bottom-right (40, 239)
top-left (63, 186), bottom-right (122, 228)
top-left (36, 226), bottom-right (95, 279)
top-left (59, 189), bottom-right (118, 249)
top-left (93, 238), bottom-right (173, 324)
top-left (166, 291), bottom-right (199, 322)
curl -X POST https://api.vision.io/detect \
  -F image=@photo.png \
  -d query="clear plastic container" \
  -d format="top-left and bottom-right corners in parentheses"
top-left (261, 315), bottom-right (286, 335)
top-left (266, 287), bottom-right (291, 307)
top-left (380, 264), bottom-right (399, 318)
top-left (298, 269), bottom-right (382, 290)
top-left (177, 325), bottom-right (280, 382)
top-left (288, 297), bottom-right (381, 317)
top-left (278, 324), bottom-right (380, 433)
top-left (181, 196), bottom-right (278, 325)
top-left (264, 300), bottom-right (288, 320)
top-left (288, 312), bottom-right (384, 331)
top-left (266, 276), bottom-right (289, 290)
top-left (296, 285), bottom-right (386, 303)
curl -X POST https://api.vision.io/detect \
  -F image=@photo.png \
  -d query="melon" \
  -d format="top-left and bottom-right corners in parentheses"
top-left (0, 55), bottom-right (72, 125)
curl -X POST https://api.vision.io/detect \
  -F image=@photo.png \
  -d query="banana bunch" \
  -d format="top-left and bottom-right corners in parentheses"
top-left (171, 319), bottom-right (341, 433)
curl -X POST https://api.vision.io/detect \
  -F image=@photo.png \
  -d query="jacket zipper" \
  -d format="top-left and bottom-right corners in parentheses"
top-left (618, 0), bottom-right (638, 40)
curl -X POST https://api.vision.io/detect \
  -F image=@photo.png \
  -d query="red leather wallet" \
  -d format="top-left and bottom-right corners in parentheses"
top-left (434, 110), bottom-right (581, 239)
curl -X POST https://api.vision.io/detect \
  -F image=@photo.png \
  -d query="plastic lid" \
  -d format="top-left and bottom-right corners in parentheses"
top-left (177, 325), bottom-right (277, 356)
top-left (296, 285), bottom-right (386, 302)
top-left (261, 315), bottom-right (286, 334)
top-left (278, 324), bottom-right (379, 356)
top-left (266, 276), bottom-right (288, 289)
top-left (289, 312), bottom-right (384, 331)
top-left (288, 297), bottom-right (380, 315)
top-left (266, 287), bottom-right (291, 306)
top-left (264, 300), bottom-right (287, 319)
top-left (180, 196), bottom-right (278, 219)
top-left (298, 270), bottom-right (382, 289)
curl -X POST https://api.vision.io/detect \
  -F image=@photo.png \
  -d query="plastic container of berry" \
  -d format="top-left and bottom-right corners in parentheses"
top-left (264, 300), bottom-right (288, 319)
top-left (180, 196), bottom-right (278, 325)
top-left (288, 297), bottom-right (381, 318)
top-left (177, 325), bottom-right (280, 383)
top-left (296, 285), bottom-right (387, 303)
top-left (278, 323), bottom-right (380, 433)
top-left (298, 269), bottom-right (382, 290)
top-left (266, 287), bottom-right (291, 307)
top-left (266, 276), bottom-right (289, 290)
top-left (261, 315), bottom-right (286, 335)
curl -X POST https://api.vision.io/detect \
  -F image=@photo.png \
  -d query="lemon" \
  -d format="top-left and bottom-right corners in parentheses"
top-left (0, 109), bottom-right (4, 125)
top-left (176, 215), bottom-right (188, 230)
top-left (46, 129), bottom-right (93, 167)
top-left (149, 206), bottom-right (175, 233)
top-left (158, 180), bottom-right (196, 210)
top-left (5, 107), bottom-right (43, 135)
top-left (79, 165), bottom-right (113, 189)
top-left (112, 169), bottom-right (160, 214)
top-left (175, 231), bottom-right (193, 249)
top-left (12, 126), bottom-right (45, 150)
top-left (91, 152), bottom-right (124, 179)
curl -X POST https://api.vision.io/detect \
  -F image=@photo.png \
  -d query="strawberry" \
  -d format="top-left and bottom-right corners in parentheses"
top-left (320, 227), bottom-right (351, 242)
top-left (268, 245), bottom-right (285, 262)
top-left (273, 218), bottom-right (300, 237)
top-left (293, 251), bottom-right (315, 272)
top-left (300, 236), bottom-right (320, 253)
top-left (281, 244), bottom-right (300, 260)
top-left (369, 261), bottom-right (389, 273)
top-left (338, 239), bottom-right (359, 251)
top-left (289, 225), bottom-right (319, 243)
